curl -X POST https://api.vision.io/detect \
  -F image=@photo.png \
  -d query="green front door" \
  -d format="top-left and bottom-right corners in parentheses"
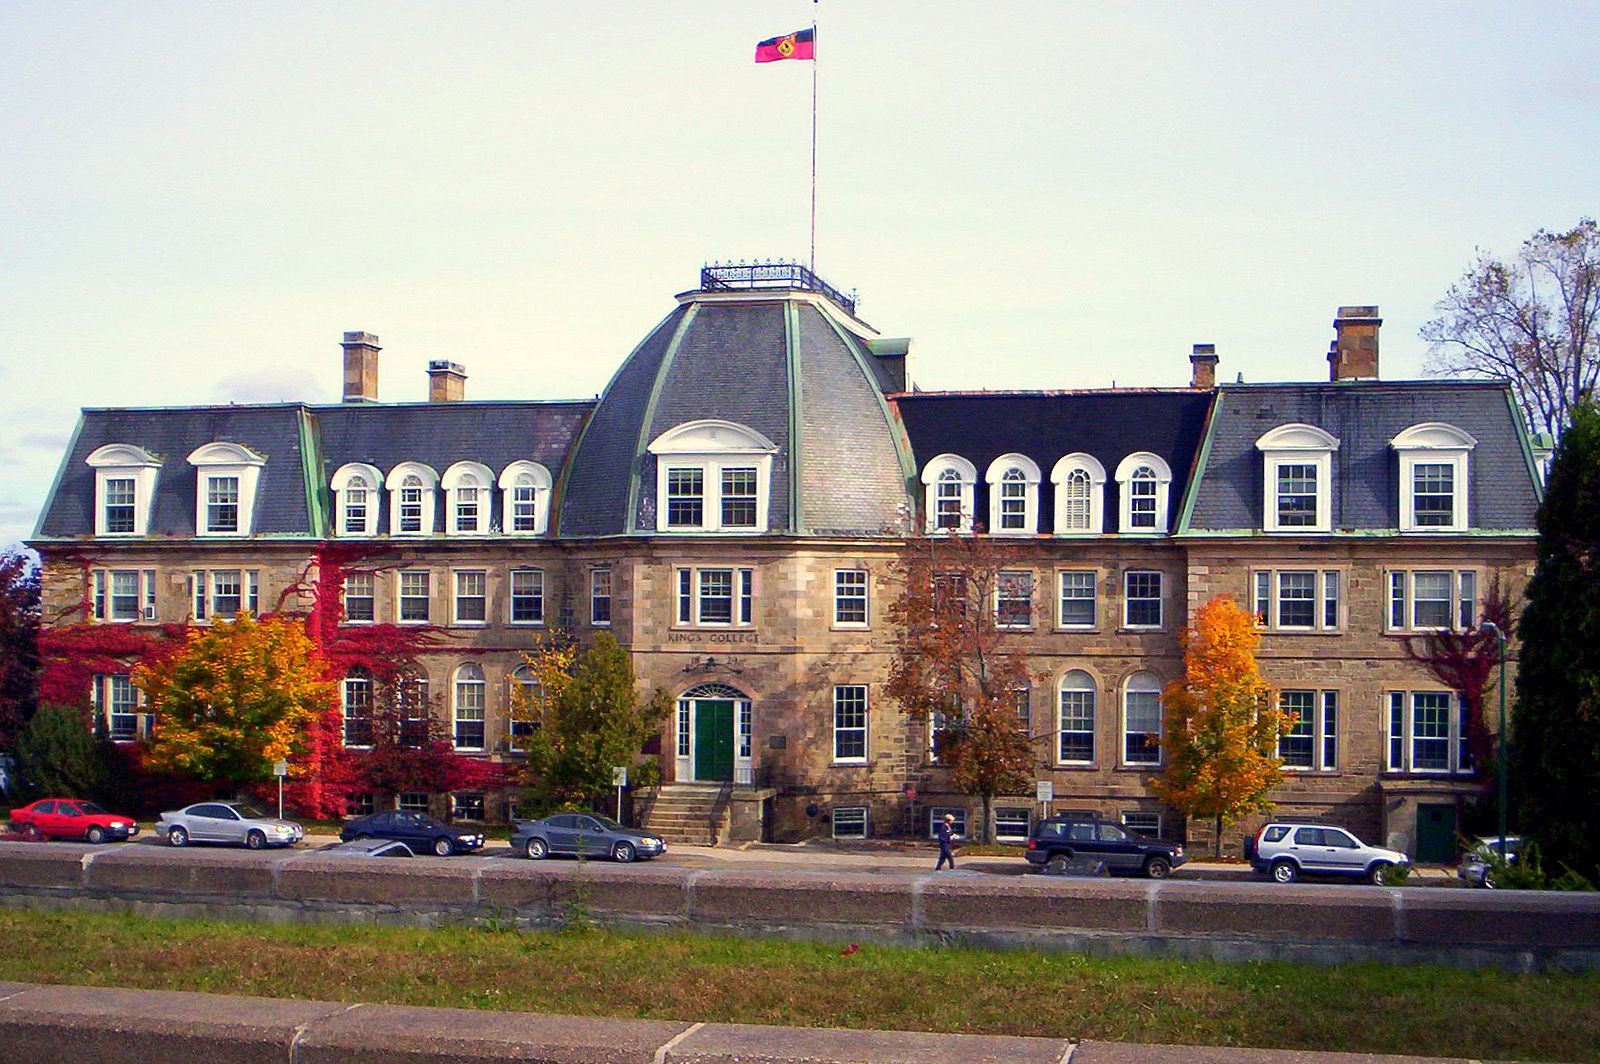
top-left (693, 700), bottom-right (735, 781)
top-left (1416, 803), bottom-right (1457, 863)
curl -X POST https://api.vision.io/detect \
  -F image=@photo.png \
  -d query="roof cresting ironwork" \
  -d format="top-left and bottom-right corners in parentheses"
top-left (700, 260), bottom-right (857, 315)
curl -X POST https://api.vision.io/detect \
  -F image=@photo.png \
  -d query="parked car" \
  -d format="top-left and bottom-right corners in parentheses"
top-left (1459, 835), bottom-right (1523, 888)
top-left (1024, 815), bottom-right (1185, 878)
top-left (8, 798), bottom-right (140, 843)
top-left (158, 802), bottom-right (304, 849)
top-left (318, 837), bottom-right (416, 858)
top-left (511, 813), bottom-right (666, 863)
top-left (340, 810), bottom-right (485, 856)
top-left (1245, 821), bottom-right (1409, 884)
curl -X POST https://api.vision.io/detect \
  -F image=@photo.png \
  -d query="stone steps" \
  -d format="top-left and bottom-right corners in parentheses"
top-left (641, 785), bottom-right (729, 845)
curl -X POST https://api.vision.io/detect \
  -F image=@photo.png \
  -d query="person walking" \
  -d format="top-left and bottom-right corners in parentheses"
top-left (935, 812), bottom-right (958, 871)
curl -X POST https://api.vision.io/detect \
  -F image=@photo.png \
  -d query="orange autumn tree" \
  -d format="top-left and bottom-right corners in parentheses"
top-left (1152, 595), bottom-right (1290, 857)
top-left (136, 613), bottom-right (335, 785)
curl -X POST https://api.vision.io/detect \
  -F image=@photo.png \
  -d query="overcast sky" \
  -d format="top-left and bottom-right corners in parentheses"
top-left (4, 2), bottom-right (1597, 550)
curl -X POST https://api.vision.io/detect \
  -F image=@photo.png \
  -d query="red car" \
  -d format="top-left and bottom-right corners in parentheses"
top-left (8, 798), bottom-right (140, 843)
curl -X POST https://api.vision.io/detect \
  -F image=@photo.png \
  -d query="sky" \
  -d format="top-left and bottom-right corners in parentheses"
top-left (3, 2), bottom-right (1598, 551)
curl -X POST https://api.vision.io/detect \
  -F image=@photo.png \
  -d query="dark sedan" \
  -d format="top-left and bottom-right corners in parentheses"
top-left (511, 813), bottom-right (665, 863)
top-left (340, 810), bottom-right (485, 856)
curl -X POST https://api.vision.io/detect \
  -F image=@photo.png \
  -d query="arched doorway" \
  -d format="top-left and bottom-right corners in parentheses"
top-left (675, 683), bottom-right (752, 783)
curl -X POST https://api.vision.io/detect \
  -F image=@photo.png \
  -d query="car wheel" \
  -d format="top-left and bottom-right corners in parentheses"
top-left (245, 829), bottom-right (266, 850)
top-left (1143, 856), bottom-right (1172, 879)
top-left (1483, 870), bottom-right (1497, 889)
top-left (168, 826), bottom-right (189, 848)
top-left (1270, 859), bottom-right (1298, 884)
top-left (21, 823), bottom-right (42, 842)
top-left (86, 826), bottom-right (107, 845)
top-left (526, 838), bottom-right (548, 860)
top-left (433, 836), bottom-right (455, 857)
top-left (1368, 861), bottom-right (1393, 886)
top-left (612, 841), bottom-right (636, 864)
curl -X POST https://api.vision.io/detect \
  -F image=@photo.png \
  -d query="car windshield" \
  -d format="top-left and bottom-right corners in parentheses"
top-left (78, 802), bottom-right (109, 815)
top-left (232, 806), bottom-right (268, 820)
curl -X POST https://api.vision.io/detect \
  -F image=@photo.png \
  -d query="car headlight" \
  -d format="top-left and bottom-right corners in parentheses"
top-left (643, 837), bottom-right (662, 847)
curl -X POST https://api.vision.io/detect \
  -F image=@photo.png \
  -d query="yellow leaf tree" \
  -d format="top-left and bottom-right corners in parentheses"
top-left (137, 613), bottom-right (334, 785)
top-left (1152, 595), bottom-right (1290, 857)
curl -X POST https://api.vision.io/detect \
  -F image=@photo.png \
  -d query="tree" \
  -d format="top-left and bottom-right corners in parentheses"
top-left (1152, 596), bottom-right (1289, 857)
top-left (136, 613), bottom-right (336, 785)
top-left (0, 549), bottom-right (40, 751)
top-left (1510, 396), bottom-right (1600, 882)
top-left (13, 702), bottom-right (117, 802)
top-left (884, 534), bottom-right (1035, 843)
top-left (1422, 219), bottom-right (1600, 438)
top-left (514, 633), bottom-right (671, 812)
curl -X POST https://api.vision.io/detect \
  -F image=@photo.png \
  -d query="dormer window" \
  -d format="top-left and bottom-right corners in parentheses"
top-left (187, 442), bottom-right (266, 537)
top-left (1390, 423), bottom-right (1476, 532)
top-left (1114, 453), bottom-right (1172, 534)
top-left (331, 463), bottom-right (383, 537)
top-left (647, 420), bottom-right (778, 534)
top-left (442, 462), bottom-right (494, 535)
top-left (86, 444), bottom-right (162, 537)
top-left (498, 461), bottom-right (553, 535)
top-left (1255, 424), bottom-right (1339, 533)
top-left (1050, 453), bottom-right (1106, 534)
top-left (386, 463), bottom-right (439, 536)
top-left (986, 454), bottom-right (1041, 535)
top-left (920, 455), bottom-right (976, 533)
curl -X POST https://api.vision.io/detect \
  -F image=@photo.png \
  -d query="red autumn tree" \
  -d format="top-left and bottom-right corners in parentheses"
top-left (1404, 577), bottom-right (1512, 789)
top-left (0, 549), bottom-right (41, 750)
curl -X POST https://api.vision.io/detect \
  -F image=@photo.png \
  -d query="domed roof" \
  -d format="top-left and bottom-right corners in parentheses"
top-left (558, 275), bottom-right (915, 537)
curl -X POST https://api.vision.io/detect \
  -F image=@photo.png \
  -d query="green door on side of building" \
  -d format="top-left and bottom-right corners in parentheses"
top-left (693, 700), bottom-right (735, 781)
top-left (1416, 803), bottom-right (1457, 863)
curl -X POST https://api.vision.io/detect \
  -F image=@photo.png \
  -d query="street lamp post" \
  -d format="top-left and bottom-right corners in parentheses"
top-left (1479, 621), bottom-right (1509, 847)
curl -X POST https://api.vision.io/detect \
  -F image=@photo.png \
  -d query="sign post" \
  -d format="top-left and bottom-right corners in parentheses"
top-left (1035, 779), bottom-right (1054, 820)
top-left (273, 760), bottom-right (289, 819)
top-left (612, 766), bottom-right (628, 823)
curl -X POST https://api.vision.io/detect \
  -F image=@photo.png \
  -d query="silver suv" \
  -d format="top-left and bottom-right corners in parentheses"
top-left (1245, 821), bottom-right (1410, 885)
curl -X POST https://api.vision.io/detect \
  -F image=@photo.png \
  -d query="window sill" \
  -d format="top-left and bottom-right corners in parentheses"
top-left (1118, 626), bottom-right (1166, 634)
top-left (1053, 625), bottom-right (1100, 634)
top-left (507, 620), bottom-right (546, 627)
top-left (831, 759), bottom-right (869, 767)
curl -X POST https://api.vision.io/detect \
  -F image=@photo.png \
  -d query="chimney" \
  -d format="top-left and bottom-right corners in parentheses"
top-left (1329, 306), bottom-right (1381, 381)
top-left (1189, 343), bottom-right (1219, 389)
top-left (341, 331), bottom-right (380, 403)
top-left (428, 360), bottom-right (467, 402)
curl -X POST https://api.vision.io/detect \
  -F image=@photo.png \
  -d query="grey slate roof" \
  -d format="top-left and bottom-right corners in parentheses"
top-left (1184, 381), bottom-right (1539, 532)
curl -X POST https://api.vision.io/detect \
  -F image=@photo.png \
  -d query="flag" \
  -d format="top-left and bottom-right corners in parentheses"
top-left (755, 27), bottom-right (815, 63)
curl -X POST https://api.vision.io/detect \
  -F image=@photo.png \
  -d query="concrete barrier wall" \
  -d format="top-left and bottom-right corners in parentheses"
top-left (3, 842), bottom-right (1600, 971)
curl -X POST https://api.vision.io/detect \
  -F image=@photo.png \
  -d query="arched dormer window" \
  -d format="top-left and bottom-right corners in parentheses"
top-left (1256, 424), bottom-right (1340, 533)
top-left (86, 444), bottom-right (162, 537)
top-left (187, 442), bottom-right (266, 537)
top-left (331, 462), bottom-right (383, 537)
top-left (647, 420), bottom-right (778, 534)
top-left (441, 461), bottom-right (494, 535)
top-left (1114, 453), bottom-right (1172, 534)
top-left (385, 463), bottom-right (439, 536)
top-left (1390, 423), bottom-right (1477, 532)
top-left (920, 454), bottom-right (976, 533)
top-left (498, 461), bottom-right (553, 536)
top-left (986, 454), bottom-right (1041, 535)
top-left (1050, 453), bottom-right (1107, 535)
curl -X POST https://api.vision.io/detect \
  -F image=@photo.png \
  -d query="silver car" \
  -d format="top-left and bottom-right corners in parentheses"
top-left (158, 801), bottom-right (304, 850)
top-left (1245, 821), bottom-right (1410, 885)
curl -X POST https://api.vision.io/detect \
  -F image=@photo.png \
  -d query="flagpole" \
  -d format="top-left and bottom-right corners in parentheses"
top-left (809, 4), bottom-right (818, 275)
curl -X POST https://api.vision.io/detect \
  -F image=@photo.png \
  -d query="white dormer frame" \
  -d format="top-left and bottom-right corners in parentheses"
top-left (1050, 453), bottom-right (1107, 535)
top-left (1256, 423), bottom-right (1340, 534)
top-left (1391, 423), bottom-right (1477, 532)
top-left (1114, 452), bottom-right (1172, 534)
top-left (331, 462), bottom-right (383, 537)
top-left (986, 454), bottom-right (1041, 535)
top-left (441, 461), bottom-right (495, 536)
top-left (86, 444), bottom-right (163, 538)
top-left (385, 462), bottom-right (440, 536)
top-left (920, 454), bottom-right (977, 533)
top-left (187, 442), bottom-right (266, 538)
top-left (499, 460), bottom-right (553, 536)
top-left (648, 420), bottom-right (779, 534)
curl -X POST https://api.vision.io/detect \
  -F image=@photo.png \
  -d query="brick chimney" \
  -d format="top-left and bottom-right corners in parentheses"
top-left (428, 360), bottom-right (467, 402)
top-left (1189, 343), bottom-right (1219, 389)
top-left (341, 331), bottom-right (380, 403)
top-left (1329, 306), bottom-right (1381, 381)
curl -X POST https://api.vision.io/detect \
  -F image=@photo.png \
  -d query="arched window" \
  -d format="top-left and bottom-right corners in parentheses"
top-left (1050, 453), bottom-right (1107, 534)
top-left (498, 461), bottom-right (553, 535)
top-left (508, 664), bottom-right (540, 741)
top-left (1057, 670), bottom-right (1097, 765)
top-left (86, 444), bottom-right (162, 538)
top-left (331, 463), bottom-right (384, 537)
top-left (1256, 424), bottom-right (1339, 533)
top-left (1122, 671), bottom-right (1164, 766)
top-left (442, 462), bottom-right (494, 535)
top-left (986, 454), bottom-right (1041, 535)
top-left (647, 421), bottom-right (779, 533)
top-left (386, 463), bottom-right (439, 535)
top-left (342, 666), bottom-right (374, 748)
top-left (1390, 423), bottom-right (1477, 532)
top-left (1114, 453), bottom-right (1172, 534)
top-left (453, 663), bottom-right (486, 750)
top-left (920, 455), bottom-right (976, 533)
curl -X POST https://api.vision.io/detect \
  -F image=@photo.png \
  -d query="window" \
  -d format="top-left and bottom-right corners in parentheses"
top-left (1114, 453), bottom-right (1172, 534)
top-left (1122, 671), bottom-right (1163, 766)
top-left (509, 664), bottom-right (540, 740)
top-left (345, 793), bottom-right (375, 818)
top-left (676, 566), bottom-right (754, 627)
top-left (832, 685), bottom-right (868, 763)
top-left (1121, 811), bottom-right (1162, 837)
top-left (1256, 424), bottom-right (1338, 533)
top-left (1051, 453), bottom-right (1107, 534)
top-left (928, 807), bottom-right (967, 840)
top-left (1391, 423), bottom-right (1475, 532)
top-left (93, 569), bottom-right (155, 622)
top-left (986, 454), bottom-right (1041, 535)
top-left (666, 468), bottom-right (704, 527)
top-left (1123, 570), bottom-right (1164, 629)
top-left (104, 478), bottom-right (136, 534)
top-left (1387, 569), bottom-right (1477, 632)
top-left (499, 461), bottom-right (553, 535)
top-left (93, 674), bottom-right (145, 741)
top-left (1386, 691), bottom-right (1471, 774)
top-left (994, 808), bottom-right (1031, 843)
top-left (510, 569), bottom-right (545, 625)
top-left (1012, 686), bottom-right (1031, 733)
top-left (453, 664), bottom-right (486, 750)
top-left (189, 569), bottom-right (259, 621)
top-left (1278, 690), bottom-right (1338, 770)
top-left (920, 455), bottom-right (976, 533)
top-left (995, 570), bottom-right (1034, 628)
top-left (343, 476), bottom-right (372, 533)
top-left (205, 476), bottom-right (240, 533)
top-left (1252, 569), bottom-right (1341, 631)
top-left (442, 462), bottom-right (494, 535)
top-left (87, 444), bottom-right (162, 537)
top-left (1057, 570), bottom-right (1097, 628)
top-left (1057, 670), bottom-right (1096, 764)
top-left (649, 421), bottom-right (778, 533)
top-left (832, 807), bottom-right (868, 839)
top-left (720, 467), bottom-right (758, 527)
top-left (331, 463), bottom-right (383, 537)
top-left (343, 572), bottom-right (375, 624)
top-left (833, 569), bottom-right (868, 627)
top-left (343, 667), bottom-right (374, 748)
top-left (396, 672), bottom-right (431, 748)
top-left (385, 463), bottom-right (439, 536)
top-left (590, 567), bottom-right (612, 626)
top-left (451, 793), bottom-right (485, 821)
top-left (448, 570), bottom-right (486, 624)
top-left (398, 570), bottom-right (431, 623)
top-left (398, 792), bottom-right (429, 814)
top-left (188, 442), bottom-right (266, 537)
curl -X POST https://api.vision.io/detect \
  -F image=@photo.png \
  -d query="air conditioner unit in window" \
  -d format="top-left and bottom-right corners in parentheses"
top-left (141, 606), bottom-right (157, 621)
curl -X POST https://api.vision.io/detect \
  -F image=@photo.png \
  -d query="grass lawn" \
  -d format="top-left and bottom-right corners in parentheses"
top-left (0, 909), bottom-right (1595, 1062)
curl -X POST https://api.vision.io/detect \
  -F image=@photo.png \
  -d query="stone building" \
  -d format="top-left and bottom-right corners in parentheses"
top-left (28, 267), bottom-right (1542, 858)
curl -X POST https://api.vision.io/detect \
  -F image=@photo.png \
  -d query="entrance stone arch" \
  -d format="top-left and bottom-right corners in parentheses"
top-left (675, 683), bottom-right (753, 783)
